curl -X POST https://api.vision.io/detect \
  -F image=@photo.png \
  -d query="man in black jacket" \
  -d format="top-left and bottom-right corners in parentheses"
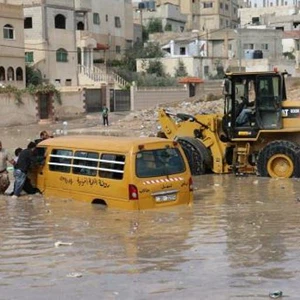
top-left (11, 142), bottom-right (36, 199)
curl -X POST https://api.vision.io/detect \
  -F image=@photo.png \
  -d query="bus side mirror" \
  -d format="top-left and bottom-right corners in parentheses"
top-left (223, 79), bottom-right (232, 95)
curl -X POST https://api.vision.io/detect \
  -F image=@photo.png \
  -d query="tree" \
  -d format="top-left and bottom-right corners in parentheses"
top-left (164, 23), bottom-right (172, 32)
top-left (121, 41), bottom-right (164, 72)
top-left (146, 60), bottom-right (165, 77)
top-left (146, 18), bottom-right (163, 34)
top-left (174, 60), bottom-right (188, 77)
top-left (25, 65), bottom-right (42, 86)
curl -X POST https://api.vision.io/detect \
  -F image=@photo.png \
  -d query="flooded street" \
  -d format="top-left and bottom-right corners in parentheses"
top-left (1, 121), bottom-right (300, 299)
top-left (1, 174), bottom-right (300, 299)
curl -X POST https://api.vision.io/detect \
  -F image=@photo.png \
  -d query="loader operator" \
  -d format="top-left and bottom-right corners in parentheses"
top-left (236, 96), bottom-right (255, 126)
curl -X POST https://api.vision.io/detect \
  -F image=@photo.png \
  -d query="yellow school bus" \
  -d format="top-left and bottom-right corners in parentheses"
top-left (30, 135), bottom-right (193, 210)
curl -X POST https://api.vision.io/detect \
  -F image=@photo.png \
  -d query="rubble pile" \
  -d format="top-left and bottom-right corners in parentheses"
top-left (114, 98), bottom-right (224, 137)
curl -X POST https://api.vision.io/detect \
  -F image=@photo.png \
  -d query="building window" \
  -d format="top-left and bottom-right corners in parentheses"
top-left (225, 4), bottom-right (229, 10)
top-left (77, 21), bottom-right (84, 30)
top-left (115, 16), bottom-right (121, 28)
top-left (234, 8), bottom-right (237, 14)
top-left (261, 43), bottom-right (268, 50)
top-left (180, 47), bottom-right (186, 55)
top-left (228, 44), bottom-right (232, 50)
top-left (220, 2), bottom-right (223, 9)
top-left (25, 52), bottom-right (34, 63)
top-left (93, 13), bottom-right (100, 25)
top-left (55, 14), bottom-right (66, 29)
top-left (16, 67), bottom-right (23, 81)
top-left (0, 67), bottom-right (5, 81)
top-left (204, 66), bottom-right (209, 75)
top-left (65, 79), bottom-right (72, 86)
top-left (116, 45), bottom-right (121, 54)
top-left (56, 48), bottom-right (68, 62)
top-left (106, 14), bottom-right (108, 22)
top-left (24, 17), bottom-right (32, 29)
top-left (7, 67), bottom-right (14, 81)
top-left (203, 2), bottom-right (213, 8)
top-left (243, 43), bottom-right (254, 49)
top-left (3, 24), bottom-right (14, 39)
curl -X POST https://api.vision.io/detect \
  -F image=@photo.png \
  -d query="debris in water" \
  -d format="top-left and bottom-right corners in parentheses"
top-left (54, 241), bottom-right (73, 248)
top-left (66, 272), bottom-right (82, 278)
top-left (269, 290), bottom-right (283, 299)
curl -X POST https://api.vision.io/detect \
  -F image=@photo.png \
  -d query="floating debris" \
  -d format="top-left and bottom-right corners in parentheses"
top-left (54, 241), bottom-right (73, 248)
top-left (269, 290), bottom-right (283, 299)
top-left (66, 272), bottom-right (82, 278)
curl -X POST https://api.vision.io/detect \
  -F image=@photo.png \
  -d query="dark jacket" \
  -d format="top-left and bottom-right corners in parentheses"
top-left (15, 149), bottom-right (35, 173)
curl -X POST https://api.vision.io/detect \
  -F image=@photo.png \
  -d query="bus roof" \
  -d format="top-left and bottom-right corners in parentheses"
top-left (38, 135), bottom-right (172, 152)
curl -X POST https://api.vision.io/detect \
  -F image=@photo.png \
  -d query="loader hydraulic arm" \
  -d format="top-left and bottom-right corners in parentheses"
top-left (158, 108), bottom-right (210, 139)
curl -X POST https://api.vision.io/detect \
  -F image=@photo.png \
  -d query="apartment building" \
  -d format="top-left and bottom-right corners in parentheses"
top-left (246, 0), bottom-right (297, 8)
top-left (0, 3), bottom-right (25, 88)
top-left (133, 1), bottom-right (187, 32)
top-left (0, 0), bottom-right (133, 87)
top-left (156, 0), bottom-right (239, 31)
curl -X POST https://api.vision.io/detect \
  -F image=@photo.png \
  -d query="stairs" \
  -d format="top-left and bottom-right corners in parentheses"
top-left (78, 65), bottom-right (129, 89)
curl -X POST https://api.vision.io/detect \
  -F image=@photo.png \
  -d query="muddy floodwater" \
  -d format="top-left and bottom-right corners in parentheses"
top-left (1, 174), bottom-right (300, 300)
top-left (1, 122), bottom-right (300, 299)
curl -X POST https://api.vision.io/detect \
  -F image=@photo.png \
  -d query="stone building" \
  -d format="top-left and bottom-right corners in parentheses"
top-left (0, 0), bottom-right (133, 88)
top-left (155, 0), bottom-right (239, 31)
top-left (0, 3), bottom-right (25, 88)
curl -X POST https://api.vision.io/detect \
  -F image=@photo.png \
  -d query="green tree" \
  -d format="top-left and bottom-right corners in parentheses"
top-left (146, 60), bottom-right (165, 77)
top-left (121, 41), bottom-right (164, 72)
top-left (164, 23), bottom-right (172, 31)
top-left (147, 18), bottom-right (163, 34)
top-left (174, 60), bottom-right (188, 77)
top-left (25, 65), bottom-right (42, 86)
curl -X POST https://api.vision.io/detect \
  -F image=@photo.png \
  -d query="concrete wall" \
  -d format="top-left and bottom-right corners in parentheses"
top-left (0, 88), bottom-right (85, 127)
top-left (132, 86), bottom-right (189, 111)
top-left (54, 88), bottom-right (85, 120)
top-left (0, 93), bottom-right (37, 127)
top-left (131, 81), bottom-right (224, 111)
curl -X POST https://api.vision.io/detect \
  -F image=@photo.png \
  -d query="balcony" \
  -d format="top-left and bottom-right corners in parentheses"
top-left (74, 0), bottom-right (92, 12)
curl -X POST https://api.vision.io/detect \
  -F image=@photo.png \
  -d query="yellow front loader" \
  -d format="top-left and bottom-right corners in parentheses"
top-left (158, 71), bottom-right (300, 178)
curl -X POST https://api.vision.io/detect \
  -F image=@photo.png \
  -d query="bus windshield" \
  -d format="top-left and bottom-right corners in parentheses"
top-left (136, 148), bottom-right (186, 178)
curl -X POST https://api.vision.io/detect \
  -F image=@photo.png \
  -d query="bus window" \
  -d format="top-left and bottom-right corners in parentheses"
top-left (72, 151), bottom-right (98, 176)
top-left (49, 149), bottom-right (73, 173)
top-left (99, 154), bottom-right (125, 180)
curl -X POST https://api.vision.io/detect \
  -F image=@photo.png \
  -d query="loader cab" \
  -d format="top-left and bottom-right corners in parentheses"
top-left (222, 71), bottom-right (285, 140)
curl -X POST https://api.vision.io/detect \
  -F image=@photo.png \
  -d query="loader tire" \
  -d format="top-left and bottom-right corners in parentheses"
top-left (177, 137), bottom-right (212, 176)
top-left (256, 140), bottom-right (300, 178)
